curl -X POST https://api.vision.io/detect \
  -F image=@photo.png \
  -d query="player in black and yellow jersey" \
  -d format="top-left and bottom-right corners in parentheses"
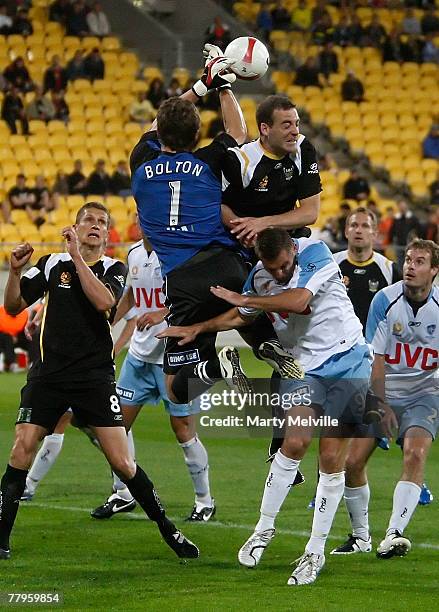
top-left (221, 94), bottom-right (322, 248)
top-left (0, 202), bottom-right (199, 561)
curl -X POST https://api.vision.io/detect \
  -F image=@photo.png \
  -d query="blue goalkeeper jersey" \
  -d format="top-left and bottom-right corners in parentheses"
top-left (130, 131), bottom-right (239, 275)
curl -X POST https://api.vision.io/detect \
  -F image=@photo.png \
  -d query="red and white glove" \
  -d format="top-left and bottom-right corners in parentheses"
top-left (192, 56), bottom-right (236, 98)
top-left (203, 43), bottom-right (223, 65)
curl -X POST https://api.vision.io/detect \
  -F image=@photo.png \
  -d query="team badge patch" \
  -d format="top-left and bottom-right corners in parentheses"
top-left (17, 406), bottom-right (32, 423)
top-left (256, 175), bottom-right (269, 191)
top-left (392, 322), bottom-right (403, 336)
top-left (60, 271), bottom-right (71, 286)
top-left (427, 324), bottom-right (436, 335)
top-left (368, 280), bottom-right (379, 292)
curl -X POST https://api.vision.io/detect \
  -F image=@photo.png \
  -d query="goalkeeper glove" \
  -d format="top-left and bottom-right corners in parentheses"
top-left (192, 56), bottom-right (236, 98)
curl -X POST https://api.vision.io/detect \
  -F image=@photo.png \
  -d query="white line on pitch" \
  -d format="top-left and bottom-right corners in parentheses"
top-left (22, 502), bottom-right (439, 551)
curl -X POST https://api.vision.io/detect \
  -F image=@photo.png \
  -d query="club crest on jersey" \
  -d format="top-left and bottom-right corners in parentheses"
top-left (392, 322), bottom-right (403, 336)
top-left (256, 175), bottom-right (269, 191)
top-left (59, 271), bottom-right (71, 288)
top-left (427, 324), bottom-right (436, 336)
top-left (368, 280), bottom-right (379, 292)
top-left (131, 265), bottom-right (139, 279)
top-left (283, 167), bottom-right (294, 181)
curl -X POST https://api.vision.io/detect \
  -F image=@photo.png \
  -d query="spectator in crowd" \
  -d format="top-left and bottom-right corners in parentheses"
top-left (105, 217), bottom-right (121, 258)
top-left (314, 216), bottom-right (337, 251)
top-left (126, 212), bottom-right (142, 242)
top-left (3, 174), bottom-right (36, 222)
top-left (87, 159), bottom-right (111, 196)
top-left (349, 13), bottom-right (366, 46)
top-left (1, 86), bottom-right (29, 134)
top-left (341, 70), bottom-right (365, 102)
top-left (129, 90), bottom-right (155, 125)
top-left (66, 0), bottom-right (89, 37)
top-left (26, 86), bottom-right (55, 123)
top-left (147, 77), bottom-right (166, 109)
top-left (318, 151), bottom-right (337, 173)
top-left (271, 0), bottom-right (291, 31)
top-left (336, 201), bottom-right (351, 247)
top-left (422, 206), bottom-right (439, 243)
top-left (401, 7), bottom-right (421, 36)
top-left (333, 14), bottom-right (353, 47)
top-left (0, 306), bottom-right (29, 373)
top-left (3, 57), bottom-right (33, 92)
top-left (294, 56), bottom-right (323, 87)
top-left (204, 15), bottom-right (231, 51)
top-left (382, 27), bottom-right (407, 62)
top-left (311, 13), bottom-right (334, 46)
top-left (111, 160), bottom-right (131, 197)
top-left (12, 7), bottom-right (32, 35)
top-left (377, 206), bottom-right (395, 249)
top-left (402, 33), bottom-right (423, 63)
top-left (343, 169), bottom-right (371, 201)
top-left (423, 124), bottom-right (439, 160)
top-left (366, 198), bottom-right (381, 223)
top-left (0, 4), bottom-right (12, 34)
top-left (86, 1), bottom-right (110, 37)
top-left (165, 77), bottom-right (183, 98)
top-left (256, 3), bottom-right (272, 42)
top-left (83, 47), bottom-right (105, 82)
top-left (291, 0), bottom-right (312, 32)
top-left (422, 33), bottom-right (439, 63)
top-left (429, 170), bottom-right (439, 205)
top-left (66, 50), bottom-right (86, 82)
top-left (30, 175), bottom-right (57, 227)
top-left (67, 159), bottom-right (88, 195)
top-left (52, 171), bottom-right (69, 196)
top-left (49, 0), bottom-right (70, 25)
top-left (311, 0), bottom-right (330, 28)
top-left (318, 41), bottom-right (339, 82)
top-left (421, 7), bottom-right (439, 36)
top-left (51, 89), bottom-right (70, 122)
top-left (364, 13), bottom-right (387, 47)
top-left (390, 198), bottom-right (421, 270)
top-left (43, 55), bottom-right (68, 93)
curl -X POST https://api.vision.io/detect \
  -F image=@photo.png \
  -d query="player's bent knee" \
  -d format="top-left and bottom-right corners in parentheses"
top-left (404, 445), bottom-right (428, 468)
top-left (10, 438), bottom-right (38, 469)
top-left (111, 457), bottom-right (136, 480)
top-left (281, 436), bottom-right (311, 459)
top-left (320, 448), bottom-right (345, 473)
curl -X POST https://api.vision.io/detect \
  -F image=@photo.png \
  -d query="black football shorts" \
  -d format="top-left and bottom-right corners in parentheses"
top-left (163, 247), bottom-right (248, 374)
top-left (16, 379), bottom-right (123, 432)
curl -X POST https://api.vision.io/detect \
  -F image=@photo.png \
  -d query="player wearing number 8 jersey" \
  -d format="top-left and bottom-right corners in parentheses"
top-left (0, 202), bottom-right (199, 561)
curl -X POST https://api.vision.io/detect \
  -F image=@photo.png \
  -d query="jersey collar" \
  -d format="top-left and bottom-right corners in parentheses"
top-left (258, 139), bottom-right (285, 161)
top-left (346, 253), bottom-right (375, 267)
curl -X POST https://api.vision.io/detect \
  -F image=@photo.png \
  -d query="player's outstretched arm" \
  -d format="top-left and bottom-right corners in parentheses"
top-left (5, 243), bottom-right (34, 315)
top-left (219, 88), bottom-right (247, 145)
top-left (156, 306), bottom-right (251, 346)
top-left (211, 285), bottom-right (312, 314)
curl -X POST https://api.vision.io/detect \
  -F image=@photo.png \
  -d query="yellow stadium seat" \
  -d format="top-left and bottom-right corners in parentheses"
top-left (48, 120), bottom-right (67, 134)
top-left (102, 37), bottom-right (120, 52)
top-left (72, 79), bottom-right (92, 93)
top-left (81, 36), bottom-right (101, 52)
top-left (1, 224), bottom-right (21, 243)
top-left (65, 195), bottom-right (86, 211)
top-left (142, 66), bottom-right (164, 82)
top-left (93, 80), bottom-right (112, 94)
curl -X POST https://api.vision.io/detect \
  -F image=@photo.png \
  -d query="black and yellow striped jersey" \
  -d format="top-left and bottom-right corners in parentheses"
top-left (221, 135), bottom-right (322, 217)
top-left (333, 250), bottom-right (400, 331)
top-left (20, 253), bottom-right (127, 383)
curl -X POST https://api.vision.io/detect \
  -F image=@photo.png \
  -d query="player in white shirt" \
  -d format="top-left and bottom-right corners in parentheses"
top-left (91, 240), bottom-right (215, 522)
top-left (159, 228), bottom-right (372, 585)
top-left (366, 239), bottom-right (439, 558)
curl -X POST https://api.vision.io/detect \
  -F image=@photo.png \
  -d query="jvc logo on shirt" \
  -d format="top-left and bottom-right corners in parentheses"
top-left (385, 342), bottom-right (438, 371)
top-left (167, 349), bottom-right (200, 365)
top-left (134, 287), bottom-right (165, 309)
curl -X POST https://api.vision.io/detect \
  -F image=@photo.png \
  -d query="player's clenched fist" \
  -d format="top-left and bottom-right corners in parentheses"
top-left (10, 243), bottom-right (34, 271)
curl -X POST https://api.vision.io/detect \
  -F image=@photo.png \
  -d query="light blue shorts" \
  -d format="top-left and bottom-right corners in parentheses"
top-left (278, 343), bottom-right (372, 423)
top-left (391, 393), bottom-right (439, 442)
top-left (116, 352), bottom-right (199, 418)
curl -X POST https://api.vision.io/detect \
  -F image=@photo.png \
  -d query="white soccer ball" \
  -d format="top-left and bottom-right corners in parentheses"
top-left (224, 36), bottom-right (269, 81)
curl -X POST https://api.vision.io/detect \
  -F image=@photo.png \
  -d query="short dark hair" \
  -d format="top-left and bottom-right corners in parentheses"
top-left (157, 97), bottom-right (200, 152)
top-left (345, 206), bottom-right (378, 228)
top-left (75, 201), bottom-right (110, 227)
top-left (255, 228), bottom-right (294, 261)
top-left (256, 95), bottom-right (295, 129)
top-left (406, 239), bottom-right (439, 268)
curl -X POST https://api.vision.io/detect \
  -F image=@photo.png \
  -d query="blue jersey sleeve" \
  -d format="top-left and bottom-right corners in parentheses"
top-left (297, 241), bottom-right (337, 294)
top-left (365, 289), bottom-right (390, 353)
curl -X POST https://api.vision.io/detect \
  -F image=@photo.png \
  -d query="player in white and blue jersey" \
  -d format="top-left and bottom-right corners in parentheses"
top-left (366, 239), bottom-right (439, 559)
top-left (159, 228), bottom-right (372, 585)
top-left (91, 240), bottom-right (216, 522)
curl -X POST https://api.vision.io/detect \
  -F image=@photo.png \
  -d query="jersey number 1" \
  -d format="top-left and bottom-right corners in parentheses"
top-left (169, 180), bottom-right (180, 226)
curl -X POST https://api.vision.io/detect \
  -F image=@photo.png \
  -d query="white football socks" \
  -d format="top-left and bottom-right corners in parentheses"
top-left (255, 450), bottom-right (301, 532)
top-left (306, 471), bottom-right (345, 556)
top-left (386, 480), bottom-right (421, 536)
top-left (112, 430), bottom-right (135, 501)
top-left (179, 436), bottom-right (212, 509)
top-left (26, 433), bottom-right (65, 493)
top-left (344, 483), bottom-right (370, 541)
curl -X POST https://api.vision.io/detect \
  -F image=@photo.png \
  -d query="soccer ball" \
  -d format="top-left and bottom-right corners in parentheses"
top-left (224, 36), bottom-right (269, 81)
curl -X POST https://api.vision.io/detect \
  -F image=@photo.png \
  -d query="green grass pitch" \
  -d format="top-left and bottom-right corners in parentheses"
top-left (0, 350), bottom-right (437, 611)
